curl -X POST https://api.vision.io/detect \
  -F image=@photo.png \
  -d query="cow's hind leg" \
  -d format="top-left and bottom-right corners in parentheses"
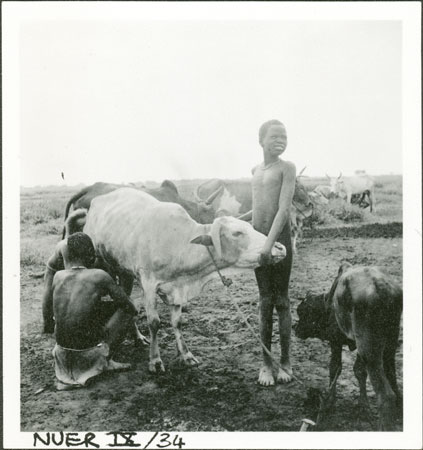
top-left (384, 320), bottom-right (402, 413)
top-left (353, 354), bottom-right (370, 411)
top-left (171, 305), bottom-right (199, 366)
top-left (369, 189), bottom-right (376, 213)
top-left (145, 288), bottom-right (165, 373)
top-left (365, 355), bottom-right (396, 430)
top-left (115, 269), bottom-right (149, 346)
top-left (355, 320), bottom-right (396, 430)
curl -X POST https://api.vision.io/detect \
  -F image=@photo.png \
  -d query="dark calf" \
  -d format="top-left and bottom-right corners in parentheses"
top-left (295, 263), bottom-right (403, 431)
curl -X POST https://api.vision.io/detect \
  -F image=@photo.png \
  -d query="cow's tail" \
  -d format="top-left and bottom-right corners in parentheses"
top-left (62, 188), bottom-right (90, 238)
top-left (64, 187), bottom-right (91, 221)
top-left (64, 208), bottom-right (87, 238)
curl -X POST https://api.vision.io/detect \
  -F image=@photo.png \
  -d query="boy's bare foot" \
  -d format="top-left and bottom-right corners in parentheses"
top-left (276, 362), bottom-right (293, 383)
top-left (258, 365), bottom-right (275, 386)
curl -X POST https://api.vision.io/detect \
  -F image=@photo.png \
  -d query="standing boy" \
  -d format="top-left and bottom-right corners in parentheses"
top-left (252, 119), bottom-right (296, 386)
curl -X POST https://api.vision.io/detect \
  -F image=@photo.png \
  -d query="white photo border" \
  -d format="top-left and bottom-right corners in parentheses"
top-left (3, 1), bottom-right (421, 448)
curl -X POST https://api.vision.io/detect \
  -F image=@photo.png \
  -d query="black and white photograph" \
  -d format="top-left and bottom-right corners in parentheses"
top-left (2, 1), bottom-right (422, 448)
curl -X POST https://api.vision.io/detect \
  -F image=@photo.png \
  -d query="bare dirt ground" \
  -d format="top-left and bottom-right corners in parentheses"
top-left (20, 224), bottom-right (403, 432)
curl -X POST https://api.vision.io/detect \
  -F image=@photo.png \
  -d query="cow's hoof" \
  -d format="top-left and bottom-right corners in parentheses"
top-left (181, 352), bottom-right (199, 366)
top-left (258, 366), bottom-right (275, 386)
top-left (149, 359), bottom-right (165, 373)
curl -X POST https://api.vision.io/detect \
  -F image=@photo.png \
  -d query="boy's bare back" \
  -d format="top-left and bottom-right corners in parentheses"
top-left (53, 268), bottom-right (133, 349)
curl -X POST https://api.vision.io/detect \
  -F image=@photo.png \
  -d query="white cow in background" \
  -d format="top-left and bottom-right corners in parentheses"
top-left (84, 188), bottom-right (286, 373)
top-left (327, 173), bottom-right (376, 212)
top-left (312, 184), bottom-right (332, 200)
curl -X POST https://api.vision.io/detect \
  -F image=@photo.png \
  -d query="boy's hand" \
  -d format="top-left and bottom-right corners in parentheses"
top-left (259, 247), bottom-right (273, 266)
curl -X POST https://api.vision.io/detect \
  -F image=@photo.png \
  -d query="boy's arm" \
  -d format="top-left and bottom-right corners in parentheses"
top-left (45, 241), bottom-right (65, 272)
top-left (260, 162), bottom-right (296, 264)
top-left (42, 243), bottom-right (65, 333)
top-left (100, 273), bottom-right (137, 316)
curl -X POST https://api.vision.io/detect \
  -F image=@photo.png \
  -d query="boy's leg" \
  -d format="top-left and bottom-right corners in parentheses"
top-left (255, 265), bottom-right (275, 386)
top-left (274, 228), bottom-right (293, 383)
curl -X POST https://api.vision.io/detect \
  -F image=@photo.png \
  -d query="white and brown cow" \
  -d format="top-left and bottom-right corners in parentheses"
top-left (84, 188), bottom-right (286, 373)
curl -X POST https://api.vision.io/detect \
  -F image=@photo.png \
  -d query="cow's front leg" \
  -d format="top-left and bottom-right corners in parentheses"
top-left (171, 305), bottom-right (199, 366)
top-left (145, 292), bottom-right (165, 373)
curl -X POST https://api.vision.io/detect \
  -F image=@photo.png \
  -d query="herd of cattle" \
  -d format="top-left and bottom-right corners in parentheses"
top-left (62, 170), bottom-right (376, 252)
top-left (57, 170), bottom-right (402, 431)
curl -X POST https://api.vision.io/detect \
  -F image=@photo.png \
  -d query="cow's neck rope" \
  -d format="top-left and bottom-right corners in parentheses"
top-left (206, 247), bottom-right (231, 287)
top-left (206, 247), bottom-right (303, 385)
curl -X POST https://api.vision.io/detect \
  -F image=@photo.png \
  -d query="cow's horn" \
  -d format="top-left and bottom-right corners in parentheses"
top-left (205, 185), bottom-right (224, 205)
top-left (298, 166), bottom-right (307, 176)
top-left (325, 173), bottom-right (330, 179)
top-left (194, 184), bottom-right (204, 203)
top-left (338, 172), bottom-right (342, 179)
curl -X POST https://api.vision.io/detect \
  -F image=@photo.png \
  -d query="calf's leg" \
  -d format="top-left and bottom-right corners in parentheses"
top-left (354, 322), bottom-right (396, 430)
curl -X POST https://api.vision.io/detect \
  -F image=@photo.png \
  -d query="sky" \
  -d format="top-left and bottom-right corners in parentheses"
top-left (19, 17), bottom-right (402, 186)
top-left (3, 4), bottom-right (422, 449)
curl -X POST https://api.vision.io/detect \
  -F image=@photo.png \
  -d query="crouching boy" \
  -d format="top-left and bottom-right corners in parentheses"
top-left (51, 232), bottom-right (137, 390)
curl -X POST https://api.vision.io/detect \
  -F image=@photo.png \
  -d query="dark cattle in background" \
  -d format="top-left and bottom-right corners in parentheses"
top-left (295, 263), bottom-right (403, 431)
top-left (194, 174), bottom-right (316, 252)
top-left (350, 190), bottom-right (371, 209)
top-left (62, 180), bottom-right (220, 237)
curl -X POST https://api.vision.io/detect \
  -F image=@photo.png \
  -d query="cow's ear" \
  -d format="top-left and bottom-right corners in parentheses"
top-left (190, 235), bottom-right (213, 247)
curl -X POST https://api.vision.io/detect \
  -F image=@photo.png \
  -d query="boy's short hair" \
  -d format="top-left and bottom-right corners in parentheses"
top-left (259, 119), bottom-right (286, 146)
top-left (67, 232), bottom-right (96, 266)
